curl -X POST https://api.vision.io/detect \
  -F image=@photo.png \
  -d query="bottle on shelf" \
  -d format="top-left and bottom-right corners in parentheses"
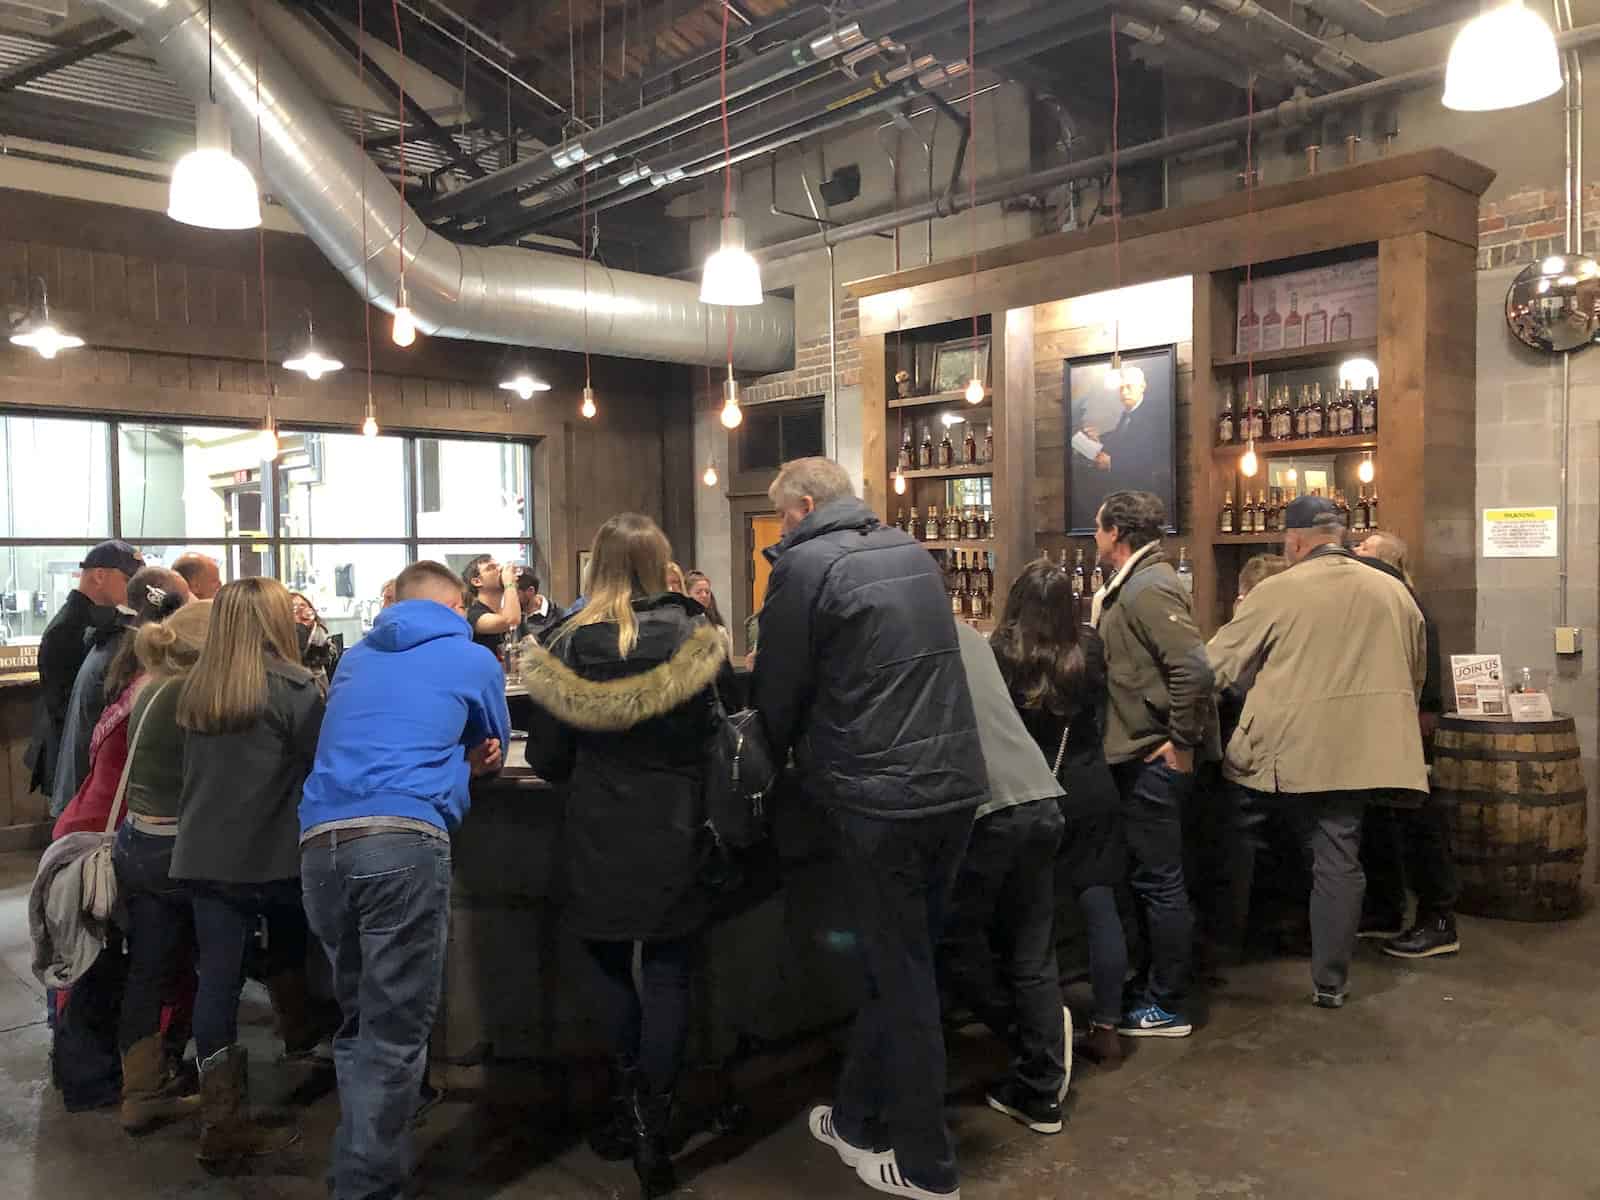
top-left (1335, 385), bottom-right (1355, 435)
top-left (1265, 487), bottom-right (1281, 534)
top-left (1089, 559), bottom-right (1105, 593)
top-left (1305, 300), bottom-right (1329, 345)
top-left (955, 551), bottom-right (970, 594)
top-left (919, 425), bottom-right (934, 469)
top-left (893, 506), bottom-right (906, 533)
top-left (1176, 546), bottom-right (1194, 595)
top-left (1351, 488), bottom-right (1369, 533)
top-left (1218, 490), bottom-right (1236, 535)
top-left (1366, 487), bottom-right (1379, 529)
top-left (963, 423), bottom-right (979, 465)
top-left (1292, 386), bottom-right (1309, 440)
top-left (1359, 377), bottom-right (1378, 434)
top-left (982, 423), bottom-right (994, 464)
top-left (1306, 382), bottom-right (1326, 438)
top-left (943, 507), bottom-right (961, 540)
top-left (924, 504), bottom-right (941, 542)
top-left (908, 506), bottom-right (921, 539)
top-left (1330, 304), bottom-right (1353, 341)
top-left (1237, 283), bottom-right (1260, 354)
top-left (938, 426), bottom-right (955, 468)
top-left (961, 507), bottom-right (975, 540)
top-left (1217, 386), bottom-right (1236, 446)
top-left (985, 508), bottom-right (996, 541)
top-left (1283, 291), bottom-right (1304, 349)
top-left (1270, 387), bottom-right (1293, 441)
top-left (950, 569), bottom-right (966, 616)
top-left (1335, 490), bottom-right (1351, 527)
top-left (1260, 289), bottom-right (1283, 351)
top-left (981, 552), bottom-right (995, 596)
top-left (1071, 547), bottom-right (1087, 618)
top-left (898, 427), bottom-right (914, 471)
top-left (1245, 380), bottom-right (1267, 441)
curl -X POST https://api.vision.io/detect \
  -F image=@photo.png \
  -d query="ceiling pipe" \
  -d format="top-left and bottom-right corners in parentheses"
top-left (1118, 0), bottom-right (1306, 88)
top-left (1301, 0), bottom-right (1480, 42)
top-left (751, 20), bottom-right (1600, 264)
top-left (425, 0), bottom-right (973, 223)
top-left (1120, 17), bottom-right (1267, 92)
top-left (1204, 0), bottom-right (1380, 85)
top-left (87, 0), bottom-right (795, 371)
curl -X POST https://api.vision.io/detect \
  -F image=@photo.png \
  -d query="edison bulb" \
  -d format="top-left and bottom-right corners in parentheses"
top-left (893, 471), bottom-right (907, 496)
top-left (702, 462), bottom-right (719, 488)
top-left (257, 425), bottom-right (280, 460)
top-left (1358, 457), bottom-right (1375, 484)
top-left (362, 414), bottom-right (379, 438)
top-left (720, 400), bottom-right (743, 430)
top-left (391, 306), bottom-right (417, 348)
top-left (965, 377), bottom-right (985, 405)
top-left (580, 386), bottom-right (597, 419)
top-left (1240, 444), bottom-right (1259, 477)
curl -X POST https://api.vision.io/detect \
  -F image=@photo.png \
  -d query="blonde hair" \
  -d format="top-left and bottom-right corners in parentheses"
top-left (178, 578), bottom-right (302, 733)
top-left (1361, 530), bottom-right (1414, 590)
top-left (553, 514), bottom-right (671, 658)
top-left (1238, 553), bottom-right (1290, 597)
top-left (665, 561), bottom-right (686, 594)
top-left (135, 600), bottom-right (213, 678)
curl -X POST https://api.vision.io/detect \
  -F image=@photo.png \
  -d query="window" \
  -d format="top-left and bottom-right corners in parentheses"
top-left (0, 413), bottom-right (536, 647)
top-left (732, 398), bottom-right (824, 490)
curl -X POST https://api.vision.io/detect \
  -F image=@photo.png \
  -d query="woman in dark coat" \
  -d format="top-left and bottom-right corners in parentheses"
top-left (520, 512), bottom-right (730, 1200)
top-left (991, 559), bottom-right (1129, 1068)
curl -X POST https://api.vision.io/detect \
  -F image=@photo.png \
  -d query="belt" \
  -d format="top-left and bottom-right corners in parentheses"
top-left (127, 813), bottom-right (179, 837)
top-left (301, 826), bottom-right (387, 851)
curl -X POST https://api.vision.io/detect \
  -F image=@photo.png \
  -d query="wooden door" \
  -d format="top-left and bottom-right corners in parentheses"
top-left (749, 514), bottom-right (784, 615)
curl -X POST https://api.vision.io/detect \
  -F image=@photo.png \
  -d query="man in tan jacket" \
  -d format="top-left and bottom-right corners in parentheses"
top-left (1206, 496), bottom-right (1426, 1008)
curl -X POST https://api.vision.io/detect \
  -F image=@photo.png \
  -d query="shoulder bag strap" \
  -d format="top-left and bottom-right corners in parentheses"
top-left (1052, 720), bottom-right (1072, 782)
top-left (106, 679), bottom-right (167, 835)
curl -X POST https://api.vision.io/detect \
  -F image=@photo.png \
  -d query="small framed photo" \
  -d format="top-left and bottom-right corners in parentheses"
top-left (577, 550), bottom-right (592, 595)
top-left (932, 334), bottom-right (992, 396)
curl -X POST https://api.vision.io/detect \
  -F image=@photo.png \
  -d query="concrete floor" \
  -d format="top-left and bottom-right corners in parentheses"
top-left (0, 850), bottom-right (1596, 1200)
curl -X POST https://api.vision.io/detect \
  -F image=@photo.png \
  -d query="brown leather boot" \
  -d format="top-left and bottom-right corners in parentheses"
top-left (264, 971), bottom-right (339, 1060)
top-left (196, 1046), bottom-right (300, 1169)
top-left (120, 1035), bottom-right (202, 1135)
top-left (1078, 1022), bottom-right (1124, 1069)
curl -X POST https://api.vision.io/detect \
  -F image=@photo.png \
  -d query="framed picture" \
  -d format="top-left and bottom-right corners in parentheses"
top-left (932, 334), bottom-right (992, 396)
top-left (577, 550), bottom-right (592, 595)
top-left (1064, 345), bottom-right (1178, 535)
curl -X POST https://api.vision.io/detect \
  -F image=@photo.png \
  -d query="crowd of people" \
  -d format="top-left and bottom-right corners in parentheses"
top-left (22, 455), bottom-right (1452, 1200)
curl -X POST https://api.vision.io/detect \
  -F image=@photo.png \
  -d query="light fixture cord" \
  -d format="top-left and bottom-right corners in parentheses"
top-left (392, 0), bottom-right (407, 308)
top-left (721, 0), bottom-right (735, 373)
top-left (361, 0), bottom-right (375, 421)
top-left (206, 0), bottom-right (215, 104)
top-left (1245, 72), bottom-right (1256, 405)
top-left (574, 0), bottom-right (591, 387)
top-left (1111, 13), bottom-right (1121, 340)
top-left (968, 0), bottom-right (977, 357)
top-left (253, 0), bottom-right (271, 431)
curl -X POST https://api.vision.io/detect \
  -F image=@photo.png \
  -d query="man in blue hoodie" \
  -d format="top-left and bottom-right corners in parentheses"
top-left (299, 560), bottom-right (510, 1200)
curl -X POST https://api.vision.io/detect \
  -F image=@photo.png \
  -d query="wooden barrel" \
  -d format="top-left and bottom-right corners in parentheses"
top-left (1435, 715), bottom-right (1589, 922)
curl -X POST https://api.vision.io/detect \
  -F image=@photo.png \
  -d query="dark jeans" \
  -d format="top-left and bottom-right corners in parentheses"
top-left (1231, 786), bottom-right (1368, 994)
top-left (938, 798), bottom-right (1065, 1102)
top-left (113, 823), bottom-right (195, 1054)
top-left (1076, 885), bottom-right (1129, 1028)
top-left (584, 936), bottom-right (696, 1097)
top-left (1113, 760), bottom-right (1194, 1013)
top-left (188, 877), bottom-right (308, 1061)
top-left (831, 808), bottom-right (971, 1196)
top-left (302, 831), bottom-right (452, 1200)
top-left (1361, 803), bottom-right (1459, 923)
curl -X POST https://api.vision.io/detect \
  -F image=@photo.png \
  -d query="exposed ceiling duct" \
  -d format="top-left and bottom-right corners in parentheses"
top-left (1302, 0), bottom-right (1480, 43)
top-left (83, 0), bottom-right (797, 373)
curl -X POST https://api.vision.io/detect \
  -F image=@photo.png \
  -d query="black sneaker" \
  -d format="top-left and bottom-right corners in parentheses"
top-left (984, 1080), bottom-right (1062, 1135)
top-left (1312, 989), bottom-right (1347, 1010)
top-left (1383, 916), bottom-right (1460, 959)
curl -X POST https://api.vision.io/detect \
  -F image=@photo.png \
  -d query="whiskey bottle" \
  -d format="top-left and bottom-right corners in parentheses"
top-left (1071, 547), bottom-right (1087, 617)
top-left (955, 551), bottom-right (970, 593)
top-left (1283, 290), bottom-right (1304, 349)
top-left (1359, 378), bottom-right (1378, 434)
top-left (1260, 289), bottom-right (1283, 352)
top-left (986, 508), bottom-right (996, 541)
top-left (1264, 488), bottom-right (1280, 534)
top-left (1089, 560), bottom-right (1105, 592)
top-left (1335, 489), bottom-right (1351, 527)
top-left (963, 423), bottom-right (978, 465)
top-left (1270, 388), bottom-right (1292, 441)
top-left (1217, 387), bottom-right (1236, 446)
top-left (1292, 387), bottom-right (1309, 440)
top-left (981, 552), bottom-right (995, 596)
top-left (1237, 283), bottom-right (1260, 354)
top-left (950, 572), bottom-right (966, 616)
top-left (938, 427), bottom-right (955, 468)
top-left (1248, 381), bottom-right (1268, 440)
top-left (982, 423), bottom-right (994, 464)
top-left (1218, 491), bottom-right (1236, 535)
top-left (908, 507), bottom-right (921, 539)
top-left (1336, 386), bottom-right (1356, 435)
top-left (1366, 488), bottom-right (1379, 530)
top-left (1175, 546), bottom-right (1194, 595)
top-left (1304, 300), bottom-right (1329, 345)
top-left (1330, 304), bottom-right (1353, 341)
top-left (924, 505), bottom-right (941, 542)
top-left (1351, 488), bottom-right (1369, 533)
top-left (919, 426), bottom-right (934, 469)
top-left (893, 507), bottom-right (905, 533)
top-left (1306, 383), bottom-right (1325, 438)
top-left (943, 507), bottom-right (961, 540)
top-left (898, 427), bottom-right (914, 471)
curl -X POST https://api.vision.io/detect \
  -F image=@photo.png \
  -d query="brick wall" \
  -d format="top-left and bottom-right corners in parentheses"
top-left (1476, 183), bottom-right (1600, 269)
top-left (742, 297), bottom-right (860, 403)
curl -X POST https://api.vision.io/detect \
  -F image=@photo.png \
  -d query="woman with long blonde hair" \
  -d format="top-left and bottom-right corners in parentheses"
top-left (172, 577), bottom-right (326, 1168)
top-left (525, 514), bottom-right (730, 1198)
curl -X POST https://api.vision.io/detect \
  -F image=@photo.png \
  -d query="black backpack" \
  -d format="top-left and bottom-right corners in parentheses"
top-left (703, 686), bottom-right (778, 851)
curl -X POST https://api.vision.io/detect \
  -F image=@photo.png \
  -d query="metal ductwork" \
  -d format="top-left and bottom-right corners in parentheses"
top-left (1301, 0), bottom-right (1479, 43)
top-left (84, 0), bottom-right (796, 373)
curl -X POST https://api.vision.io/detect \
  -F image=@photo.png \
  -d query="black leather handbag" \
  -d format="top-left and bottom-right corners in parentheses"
top-left (703, 685), bottom-right (778, 851)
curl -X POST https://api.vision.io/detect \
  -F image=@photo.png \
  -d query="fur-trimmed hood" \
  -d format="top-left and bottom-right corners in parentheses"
top-left (518, 620), bottom-right (726, 733)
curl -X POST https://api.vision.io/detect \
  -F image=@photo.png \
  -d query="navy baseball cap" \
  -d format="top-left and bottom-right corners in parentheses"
top-left (80, 540), bottom-right (143, 576)
top-left (1283, 495), bottom-right (1339, 530)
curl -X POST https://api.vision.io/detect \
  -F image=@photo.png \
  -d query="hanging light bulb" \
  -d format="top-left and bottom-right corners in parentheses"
top-left (1442, 1), bottom-right (1562, 112)
top-left (1286, 466), bottom-right (1298, 486)
top-left (391, 282), bottom-right (417, 348)
top-left (702, 459), bottom-right (720, 488)
top-left (1240, 439), bottom-right (1259, 478)
top-left (699, 215), bottom-right (764, 306)
top-left (965, 376), bottom-right (986, 405)
top-left (169, 101), bottom-right (262, 230)
top-left (1103, 348), bottom-right (1124, 392)
top-left (580, 384), bottom-right (597, 420)
top-left (362, 412), bottom-right (380, 438)
top-left (893, 468), bottom-right (907, 496)
top-left (1358, 453), bottom-right (1375, 484)
top-left (8, 278), bottom-right (84, 360)
top-left (498, 370), bottom-right (551, 403)
top-left (720, 364), bottom-right (743, 429)
top-left (284, 313), bottom-right (343, 381)
top-left (257, 419), bottom-right (279, 461)
top-left (1337, 357), bottom-right (1379, 390)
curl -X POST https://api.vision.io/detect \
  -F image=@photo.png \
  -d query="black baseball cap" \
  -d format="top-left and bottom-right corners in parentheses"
top-left (80, 539), bottom-right (143, 576)
top-left (1283, 495), bottom-right (1339, 530)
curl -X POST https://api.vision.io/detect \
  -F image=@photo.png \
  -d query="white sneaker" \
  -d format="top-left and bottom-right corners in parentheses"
top-left (855, 1151), bottom-right (960, 1199)
top-left (1060, 1006), bottom-right (1074, 1101)
top-left (808, 1105), bottom-right (869, 1168)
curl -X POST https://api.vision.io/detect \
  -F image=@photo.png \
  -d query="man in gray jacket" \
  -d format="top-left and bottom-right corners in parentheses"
top-left (937, 622), bottom-right (1068, 1136)
top-left (1094, 491), bottom-right (1217, 1039)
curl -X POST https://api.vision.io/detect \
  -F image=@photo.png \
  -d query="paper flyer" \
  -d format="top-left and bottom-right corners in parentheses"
top-left (1451, 654), bottom-right (1507, 717)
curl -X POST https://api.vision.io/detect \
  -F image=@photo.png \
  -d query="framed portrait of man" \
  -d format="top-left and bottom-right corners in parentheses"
top-left (1063, 345), bottom-right (1178, 535)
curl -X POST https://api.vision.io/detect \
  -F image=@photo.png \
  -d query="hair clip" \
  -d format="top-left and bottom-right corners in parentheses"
top-left (145, 585), bottom-right (167, 607)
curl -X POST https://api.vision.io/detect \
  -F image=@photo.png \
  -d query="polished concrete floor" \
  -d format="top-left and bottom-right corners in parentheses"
top-left (1, 848), bottom-right (1596, 1200)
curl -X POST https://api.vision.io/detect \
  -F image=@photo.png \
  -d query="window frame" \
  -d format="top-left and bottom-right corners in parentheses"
top-left (730, 395), bottom-right (825, 496)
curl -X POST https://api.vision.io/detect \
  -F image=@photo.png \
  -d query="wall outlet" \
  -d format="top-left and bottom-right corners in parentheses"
top-left (1555, 626), bottom-right (1583, 656)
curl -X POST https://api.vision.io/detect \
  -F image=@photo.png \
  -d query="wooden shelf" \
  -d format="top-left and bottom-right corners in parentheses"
top-left (914, 539), bottom-right (998, 552)
top-left (1212, 432), bottom-right (1379, 460)
top-left (897, 463), bottom-right (994, 480)
top-left (1211, 338), bottom-right (1378, 372)
top-left (889, 388), bottom-right (996, 409)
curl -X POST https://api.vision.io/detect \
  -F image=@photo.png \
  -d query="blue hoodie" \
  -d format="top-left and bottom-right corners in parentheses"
top-left (299, 599), bottom-right (511, 837)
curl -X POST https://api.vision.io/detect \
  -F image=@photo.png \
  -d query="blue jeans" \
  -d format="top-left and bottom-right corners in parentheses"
top-left (188, 878), bottom-right (307, 1061)
top-left (302, 831), bottom-right (452, 1200)
top-left (1114, 760), bottom-right (1195, 1013)
top-left (112, 823), bottom-right (194, 1053)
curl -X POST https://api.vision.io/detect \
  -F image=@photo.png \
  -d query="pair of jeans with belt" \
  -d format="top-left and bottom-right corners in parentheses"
top-left (302, 830), bottom-right (452, 1200)
top-left (112, 821), bottom-right (195, 1053)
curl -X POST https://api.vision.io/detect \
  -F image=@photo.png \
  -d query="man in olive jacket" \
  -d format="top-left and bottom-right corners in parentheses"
top-left (754, 457), bottom-right (985, 1200)
top-left (1093, 491), bottom-right (1217, 1039)
top-left (1207, 496), bottom-right (1426, 1007)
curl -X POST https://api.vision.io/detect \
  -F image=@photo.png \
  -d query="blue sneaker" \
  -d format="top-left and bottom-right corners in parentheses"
top-left (1116, 1004), bottom-right (1194, 1038)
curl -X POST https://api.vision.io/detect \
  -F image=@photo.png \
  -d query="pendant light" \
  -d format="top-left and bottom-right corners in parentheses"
top-left (1240, 439), bottom-right (1259, 478)
top-left (893, 468), bottom-right (907, 495)
top-left (1443, 1), bottom-right (1561, 112)
top-left (283, 311), bottom-right (343, 380)
top-left (362, 411), bottom-right (380, 438)
top-left (257, 415), bottom-right (280, 461)
top-left (169, 1), bottom-right (261, 230)
top-left (964, 376), bottom-right (986, 405)
top-left (702, 459), bottom-right (720, 488)
top-left (391, 283), bottom-right (417, 348)
top-left (699, 4), bottom-right (763, 306)
top-left (8, 277), bottom-right (84, 359)
top-left (498, 365), bottom-right (552, 402)
top-left (580, 385), bottom-right (597, 420)
top-left (719, 364), bottom-right (743, 429)
top-left (1358, 452), bottom-right (1375, 484)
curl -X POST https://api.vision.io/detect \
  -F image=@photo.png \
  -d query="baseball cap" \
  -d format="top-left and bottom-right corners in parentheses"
top-left (1282, 495), bottom-right (1339, 530)
top-left (80, 539), bottom-right (143, 576)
